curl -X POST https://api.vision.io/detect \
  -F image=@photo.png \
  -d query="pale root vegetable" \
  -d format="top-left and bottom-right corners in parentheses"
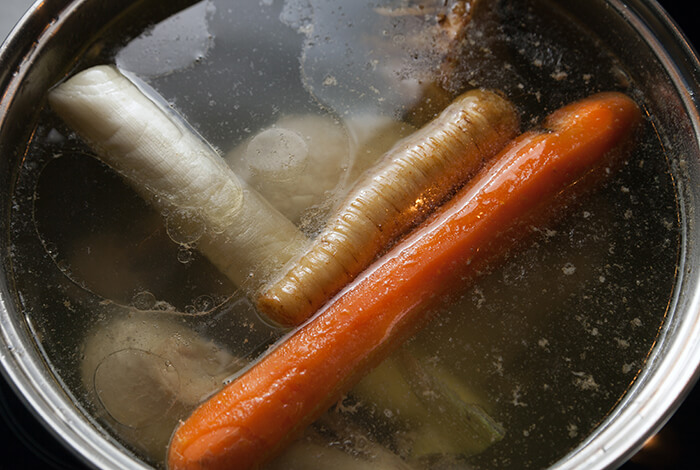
top-left (166, 92), bottom-right (641, 470)
top-left (48, 65), bottom-right (306, 293)
top-left (256, 89), bottom-right (520, 326)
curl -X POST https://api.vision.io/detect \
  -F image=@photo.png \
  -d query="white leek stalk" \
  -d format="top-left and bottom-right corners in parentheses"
top-left (49, 65), bottom-right (306, 293)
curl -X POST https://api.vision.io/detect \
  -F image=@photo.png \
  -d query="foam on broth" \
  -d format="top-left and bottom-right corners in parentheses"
top-left (7, 0), bottom-right (680, 468)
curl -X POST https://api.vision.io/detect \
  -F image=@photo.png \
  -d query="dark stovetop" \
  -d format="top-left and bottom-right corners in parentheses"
top-left (1, 0), bottom-right (700, 469)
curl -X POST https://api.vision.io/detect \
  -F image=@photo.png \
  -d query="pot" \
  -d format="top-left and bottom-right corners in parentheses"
top-left (1, 1), bottom-right (699, 469)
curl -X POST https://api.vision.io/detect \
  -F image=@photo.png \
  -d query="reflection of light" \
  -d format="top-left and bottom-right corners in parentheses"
top-left (409, 197), bottom-right (425, 213)
top-left (630, 427), bottom-right (681, 468)
top-left (641, 433), bottom-right (661, 452)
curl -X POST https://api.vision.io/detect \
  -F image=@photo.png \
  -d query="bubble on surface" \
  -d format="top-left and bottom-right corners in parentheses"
top-left (132, 291), bottom-right (157, 310)
top-left (176, 246), bottom-right (195, 264)
top-left (193, 294), bottom-right (215, 313)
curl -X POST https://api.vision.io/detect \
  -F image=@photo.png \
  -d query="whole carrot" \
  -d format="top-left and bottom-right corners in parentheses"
top-left (167, 92), bottom-right (641, 470)
top-left (257, 89), bottom-right (519, 326)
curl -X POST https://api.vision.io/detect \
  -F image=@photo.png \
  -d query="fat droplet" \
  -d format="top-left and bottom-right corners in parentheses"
top-left (132, 291), bottom-right (157, 310)
top-left (194, 295), bottom-right (214, 313)
top-left (177, 246), bottom-right (195, 264)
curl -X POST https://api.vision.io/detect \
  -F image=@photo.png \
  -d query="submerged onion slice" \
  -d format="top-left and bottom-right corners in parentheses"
top-left (226, 113), bottom-right (352, 225)
top-left (94, 349), bottom-right (180, 428)
top-left (82, 314), bottom-right (243, 459)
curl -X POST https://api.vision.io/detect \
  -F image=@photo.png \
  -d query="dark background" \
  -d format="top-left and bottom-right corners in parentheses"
top-left (1, 0), bottom-right (700, 469)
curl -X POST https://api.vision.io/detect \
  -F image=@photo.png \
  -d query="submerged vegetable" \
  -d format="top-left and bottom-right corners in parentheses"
top-left (354, 348), bottom-right (504, 460)
top-left (226, 113), bottom-right (416, 226)
top-left (225, 114), bottom-right (352, 225)
top-left (81, 314), bottom-right (240, 459)
top-left (256, 89), bottom-right (520, 326)
top-left (267, 412), bottom-right (414, 470)
top-left (167, 92), bottom-right (641, 470)
top-left (48, 65), bottom-right (306, 294)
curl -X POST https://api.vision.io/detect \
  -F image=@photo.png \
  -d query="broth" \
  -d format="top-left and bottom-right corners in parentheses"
top-left (7, 0), bottom-right (680, 468)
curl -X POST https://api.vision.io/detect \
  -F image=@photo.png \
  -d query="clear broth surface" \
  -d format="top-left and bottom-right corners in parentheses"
top-left (7, 0), bottom-right (680, 468)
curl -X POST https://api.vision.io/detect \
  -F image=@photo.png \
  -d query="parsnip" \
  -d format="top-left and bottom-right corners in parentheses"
top-left (256, 89), bottom-right (519, 326)
top-left (49, 65), bottom-right (306, 293)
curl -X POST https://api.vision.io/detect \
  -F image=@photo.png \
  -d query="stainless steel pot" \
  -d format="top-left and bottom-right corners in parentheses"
top-left (1, 1), bottom-right (699, 469)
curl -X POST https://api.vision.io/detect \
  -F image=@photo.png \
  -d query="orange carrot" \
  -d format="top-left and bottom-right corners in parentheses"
top-left (167, 92), bottom-right (641, 470)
